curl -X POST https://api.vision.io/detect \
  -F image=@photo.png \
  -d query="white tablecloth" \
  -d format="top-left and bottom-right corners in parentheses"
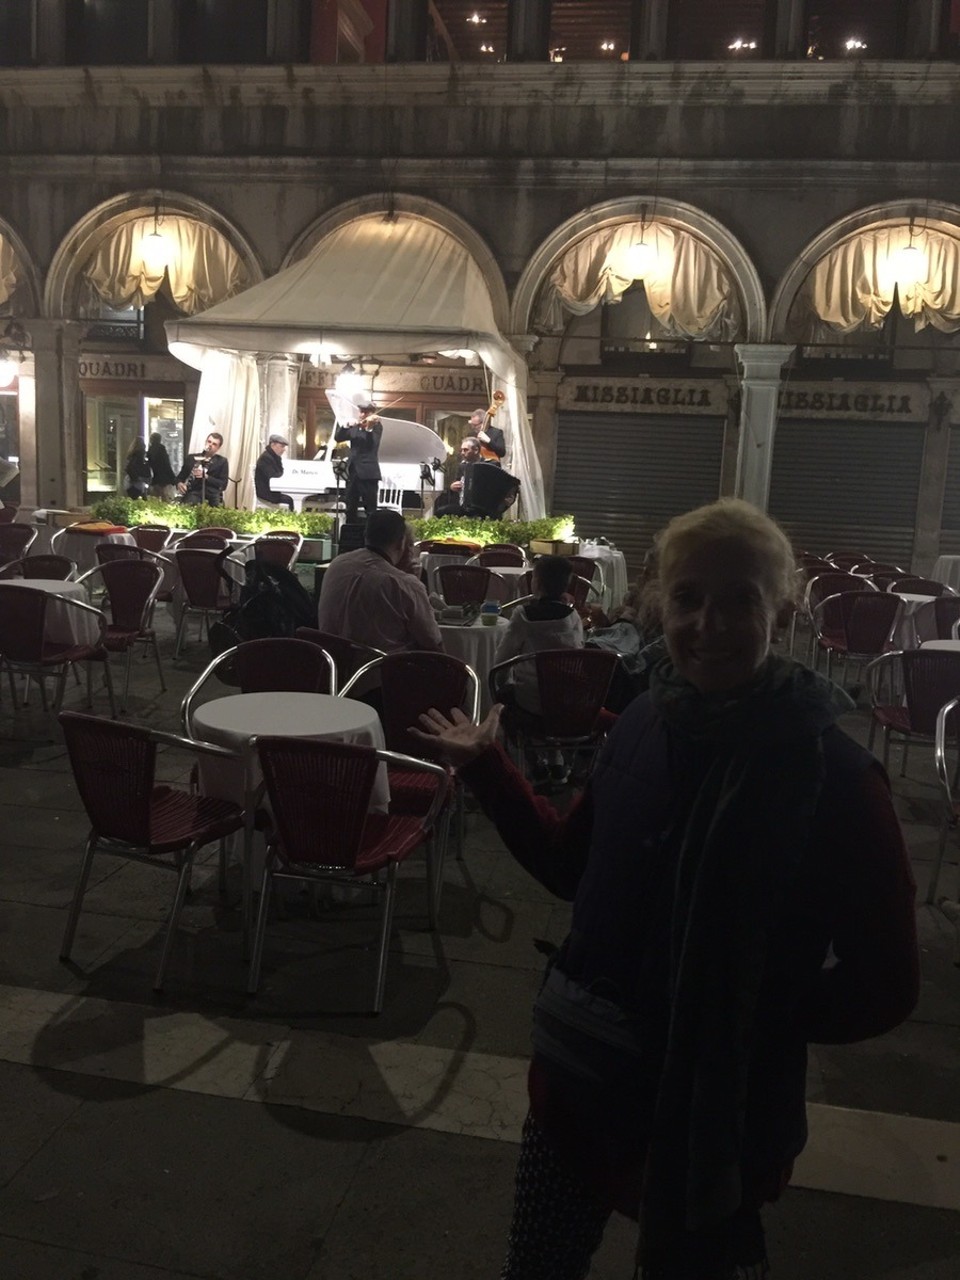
top-left (2, 578), bottom-right (100, 647)
top-left (919, 640), bottom-right (960, 652)
top-left (577, 544), bottom-right (629, 614)
top-left (193, 691), bottom-right (389, 812)
top-left (932, 556), bottom-right (960, 591)
top-left (890, 593), bottom-right (937, 650)
top-left (440, 616), bottom-right (509, 713)
top-left (57, 530), bottom-right (135, 574)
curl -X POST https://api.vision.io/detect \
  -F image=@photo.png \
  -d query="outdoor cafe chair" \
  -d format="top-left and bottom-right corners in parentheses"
top-left (58, 712), bottom-right (244, 992)
top-left (0, 554), bottom-right (76, 581)
top-left (252, 532), bottom-right (303, 571)
top-left (341, 650), bottom-right (479, 884)
top-left (173, 548), bottom-right (236, 657)
top-left (437, 563), bottom-right (493, 606)
top-left (181, 637), bottom-right (337, 736)
top-left (0, 522), bottom-right (38, 563)
top-left (469, 547), bottom-right (526, 568)
top-left (0, 503), bottom-right (17, 523)
top-left (76, 559), bottom-right (165, 712)
top-left (929, 694), bottom-right (960, 906)
top-left (914, 597), bottom-right (960, 646)
top-left (130, 524), bottom-right (171, 552)
top-left (810, 591), bottom-right (902, 682)
top-left (866, 649), bottom-right (960, 775)
top-left (567, 573), bottom-right (602, 611)
top-left (489, 648), bottom-right (619, 782)
top-left (248, 736), bottom-right (448, 1012)
top-left (176, 532), bottom-right (231, 552)
top-left (295, 627), bottom-right (385, 688)
top-left (0, 582), bottom-right (115, 715)
top-left (888, 576), bottom-right (956, 598)
top-left (568, 555), bottom-right (606, 602)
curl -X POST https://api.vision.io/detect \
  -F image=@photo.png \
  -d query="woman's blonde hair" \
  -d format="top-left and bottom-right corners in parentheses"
top-left (657, 498), bottom-right (798, 610)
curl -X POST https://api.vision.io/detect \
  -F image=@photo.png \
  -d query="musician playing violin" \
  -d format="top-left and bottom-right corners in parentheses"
top-left (468, 405), bottom-right (506, 465)
top-left (334, 400), bottom-right (382, 522)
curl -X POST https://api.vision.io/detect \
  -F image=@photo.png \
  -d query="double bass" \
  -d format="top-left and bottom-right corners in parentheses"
top-left (478, 389), bottom-right (506, 462)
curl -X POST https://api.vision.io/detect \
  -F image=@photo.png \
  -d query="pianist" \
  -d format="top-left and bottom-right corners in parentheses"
top-left (254, 433), bottom-right (294, 510)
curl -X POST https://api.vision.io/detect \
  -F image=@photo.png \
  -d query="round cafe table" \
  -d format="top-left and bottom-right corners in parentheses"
top-left (577, 543), bottom-right (629, 614)
top-left (439, 616), bottom-right (509, 713)
top-left (0, 578), bottom-right (100, 647)
top-left (889, 593), bottom-right (937, 650)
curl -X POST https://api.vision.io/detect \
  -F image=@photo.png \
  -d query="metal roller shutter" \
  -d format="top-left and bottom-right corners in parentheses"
top-left (768, 419), bottom-right (924, 565)
top-left (939, 427), bottom-right (960, 554)
top-left (553, 413), bottom-right (724, 576)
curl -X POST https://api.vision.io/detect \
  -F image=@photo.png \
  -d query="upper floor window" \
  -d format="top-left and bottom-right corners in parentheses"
top-left (65, 0), bottom-right (150, 65)
top-left (0, 0), bottom-right (35, 66)
top-left (804, 0), bottom-right (907, 60)
top-left (668, 1), bottom-right (768, 60)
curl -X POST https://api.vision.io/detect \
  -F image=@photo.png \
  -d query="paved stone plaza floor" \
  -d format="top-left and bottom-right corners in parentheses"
top-left (0, 608), bottom-right (958, 1278)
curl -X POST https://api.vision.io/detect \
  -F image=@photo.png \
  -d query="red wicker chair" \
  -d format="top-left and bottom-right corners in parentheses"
top-left (811, 591), bottom-right (902, 681)
top-left (866, 649), bottom-right (960, 775)
top-left (437, 563), bottom-right (493, 605)
top-left (173, 548), bottom-right (236, 657)
top-left (913, 597), bottom-right (960, 645)
top-left (130, 524), bottom-right (171, 553)
top-left (295, 627), bottom-right (385, 687)
top-left (0, 504), bottom-right (18, 524)
top-left (58, 712), bottom-right (244, 991)
top-left (249, 737), bottom-right (448, 1011)
top-left (0, 554), bottom-right (76, 581)
top-left (0, 523), bottom-right (38, 563)
top-left (77, 560), bottom-right (165, 711)
top-left (471, 548), bottom-right (526, 568)
top-left (0, 583), bottom-right (115, 714)
top-left (252, 533), bottom-right (302, 570)
top-left (888, 576), bottom-right (955, 598)
top-left (176, 532), bottom-right (231, 552)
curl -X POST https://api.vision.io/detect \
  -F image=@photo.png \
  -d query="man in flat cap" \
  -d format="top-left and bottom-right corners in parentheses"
top-left (254, 432), bottom-right (294, 511)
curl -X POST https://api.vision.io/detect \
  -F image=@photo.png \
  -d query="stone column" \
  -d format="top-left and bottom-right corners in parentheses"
top-left (769, 0), bottom-right (805, 58)
top-left (385, 0), bottom-right (428, 61)
top-left (527, 360), bottom-right (561, 513)
top-left (913, 380), bottom-right (957, 575)
top-left (268, 0), bottom-right (306, 61)
top-left (36, 0), bottom-right (68, 63)
top-left (733, 344), bottom-right (794, 511)
top-left (718, 375), bottom-right (741, 498)
top-left (905, 0), bottom-right (945, 56)
top-left (29, 320), bottom-right (83, 510)
top-left (14, 356), bottom-right (38, 512)
top-left (259, 356), bottom-right (301, 457)
top-left (148, 0), bottom-right (179, 62)
top-left (507, 0), bottom-right (551, 62)
top-left (629, 0), bottom-right (669, 60)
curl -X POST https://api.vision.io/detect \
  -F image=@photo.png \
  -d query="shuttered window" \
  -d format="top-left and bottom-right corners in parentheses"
top-left (938, 427), bottom-right (960, 554)
top-left (553, 413), bottom-right (724, 576)
top-left (768, 419), bottom-right (924, 564)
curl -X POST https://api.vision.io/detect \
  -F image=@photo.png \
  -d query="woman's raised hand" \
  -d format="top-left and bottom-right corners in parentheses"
top-left (409, 704), bottom-right (503, 766)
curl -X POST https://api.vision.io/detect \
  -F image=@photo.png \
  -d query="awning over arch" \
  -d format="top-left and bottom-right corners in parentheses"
top-left (0, 235), bottom-right (20, 308)
top-left (167, 214), bottom-right (544, 515)
top-left (80, 215), bottom-right (249, 317)
top-left (794, 225), bottom-right (960, 339)
top-left (536, 221), bottom-right (743, 341)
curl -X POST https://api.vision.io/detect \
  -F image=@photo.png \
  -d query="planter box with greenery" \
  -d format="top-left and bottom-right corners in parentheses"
top-left (90, 497), bottom-right (334, 539)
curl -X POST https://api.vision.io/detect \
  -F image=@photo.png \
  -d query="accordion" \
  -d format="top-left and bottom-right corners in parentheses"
top-left (460, 462), bottom-right (520, 519)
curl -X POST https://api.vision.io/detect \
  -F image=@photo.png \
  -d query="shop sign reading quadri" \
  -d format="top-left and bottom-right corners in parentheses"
top-left (299, 366), bottom-right (488, 395)
top-left (558, 377), bottom-right (729, 414)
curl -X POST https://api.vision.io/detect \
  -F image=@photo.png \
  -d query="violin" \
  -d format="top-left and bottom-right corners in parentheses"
top-left (478, 389), bottom-right (506, 461)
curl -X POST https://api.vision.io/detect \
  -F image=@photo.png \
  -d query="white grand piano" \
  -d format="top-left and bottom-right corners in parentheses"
top-left (271, 392), bottom-right (446, 511)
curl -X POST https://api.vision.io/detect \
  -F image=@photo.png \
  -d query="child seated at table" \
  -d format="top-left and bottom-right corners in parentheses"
top-left (494, 555), bottom-right (583, 782)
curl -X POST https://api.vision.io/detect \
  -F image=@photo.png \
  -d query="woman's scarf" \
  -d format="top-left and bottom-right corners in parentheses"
top-left (639, 654), bottom-right (853, 1267)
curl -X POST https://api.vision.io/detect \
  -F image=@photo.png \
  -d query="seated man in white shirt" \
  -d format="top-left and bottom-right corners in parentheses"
top-left (317, 509), bottom-right (442, 653)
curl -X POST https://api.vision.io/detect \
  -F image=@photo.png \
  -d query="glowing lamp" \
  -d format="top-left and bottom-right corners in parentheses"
top-left (623, 238), bottom-right (660, 281)
top-left (0, 357), bottom-right (17, 388)
top-left (891, 243), bottom-right (928, 289)
top-left (140, 199), bottom-right (174, 275)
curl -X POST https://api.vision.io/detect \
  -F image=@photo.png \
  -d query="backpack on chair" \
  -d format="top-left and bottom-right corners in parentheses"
top-left (210, 560), bottom-right (316, 661)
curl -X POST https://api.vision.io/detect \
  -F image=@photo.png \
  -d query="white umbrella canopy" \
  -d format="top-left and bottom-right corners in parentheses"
top-left (166, 215), bottom-right (545, 515)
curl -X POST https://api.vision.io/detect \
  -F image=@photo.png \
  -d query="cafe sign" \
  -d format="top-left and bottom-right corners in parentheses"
top-left (558, 377), bottom-right (728, 415)
top-left (299, 366), bottom-right (488, 396)
top-left (78, 354), bottom-right (193, 382)
top-left (777, 382), bottom-right (927, 422)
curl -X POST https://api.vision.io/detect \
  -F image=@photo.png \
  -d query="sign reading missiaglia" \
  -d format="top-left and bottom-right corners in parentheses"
top-left (558, 378), bottom-right (728, 414)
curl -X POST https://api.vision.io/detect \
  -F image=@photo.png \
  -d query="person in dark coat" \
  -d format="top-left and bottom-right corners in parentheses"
top-left (147, 431), bottom-right (177, 500)
top-left (334, 401), bottom-right (381, 522)
top-left (412, 498), bottom-right (919, 1280)
top-left (176, 430), bottom-right (229, 506)
top-left (254, 433), bottom-right (294, 510)
top-left (123, 437), bottom-right (152, 499)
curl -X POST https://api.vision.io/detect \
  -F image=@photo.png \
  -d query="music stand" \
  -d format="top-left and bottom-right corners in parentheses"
top-left (331, 458), bottom-right (349, 553)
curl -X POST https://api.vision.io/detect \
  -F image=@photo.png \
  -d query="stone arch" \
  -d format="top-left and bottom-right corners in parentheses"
top-left (43, 189), bottom-right (265, 319)
top-left (283, 194), bottom-right (511, 335)
top-left (769, 199), bottom-right (960, 341)
top-left (0, 217), bottom-right (42, 315)
top-left (511, 196), bottom-right (767, 343)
